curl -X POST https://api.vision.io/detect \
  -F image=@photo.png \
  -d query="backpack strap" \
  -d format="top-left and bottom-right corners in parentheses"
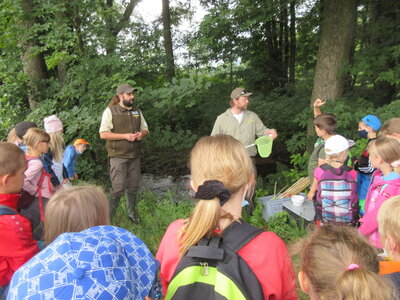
top-left (320, 163), bottom-right (352, 176)
top-left (186, 221), bottom-right (262, 259)
top-left (221, 220), bottom-right (263, 252)
top-left (187, 237), bottom-right (224, 260)
top-left (0, 205), bottom-right (18, 216)
top-left (26, 156), bottom-right (53, 223)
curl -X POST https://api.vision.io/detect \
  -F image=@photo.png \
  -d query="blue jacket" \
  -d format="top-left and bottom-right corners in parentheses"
top-left (63, 145), bottom-right (78, 179)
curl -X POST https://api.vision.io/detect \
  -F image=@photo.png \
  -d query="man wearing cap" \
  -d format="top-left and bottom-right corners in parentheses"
top-left (99, 83), bottom-right (149, 223)
top-left (211, 87), bottom-right (278, 158)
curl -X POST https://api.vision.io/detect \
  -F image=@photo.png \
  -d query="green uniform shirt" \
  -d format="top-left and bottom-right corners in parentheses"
top-left (211, 109), bottom-right (268, 156)
top-left (307, 138), bottom-right (326, 182)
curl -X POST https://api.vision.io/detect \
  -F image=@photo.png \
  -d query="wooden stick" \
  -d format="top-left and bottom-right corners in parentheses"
top-left (277, 177), bottom-right (309, 199)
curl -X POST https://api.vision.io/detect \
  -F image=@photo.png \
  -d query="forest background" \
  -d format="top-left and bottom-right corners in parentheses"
top-left (0, 0), bottom-right (399, 185)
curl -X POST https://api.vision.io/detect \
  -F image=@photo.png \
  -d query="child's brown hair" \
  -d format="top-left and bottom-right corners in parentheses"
top-left (297, 225), bottom-right (395, 300)
top-left (44, 185), bottom-right (109, 245)
top-left (313, 113), bottom-right (337, 135)
top-left (0, 142), bottom-right (25, 176)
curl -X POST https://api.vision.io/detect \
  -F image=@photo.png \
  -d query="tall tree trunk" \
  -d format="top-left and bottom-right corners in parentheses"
top-left (289, 0), bottom-right (296, 84)
top-left (20, 0), bottom-right (49, 110)
top-left (310, 0), bottom-right (357, 103)
top-left (281, 0), bottom-right (289, 84)
top-left (162, 0), bottom-right (175, 83)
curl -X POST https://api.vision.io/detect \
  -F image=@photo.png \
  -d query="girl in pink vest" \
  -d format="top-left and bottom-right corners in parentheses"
top-left (359, 137), bottom-right (400, 248)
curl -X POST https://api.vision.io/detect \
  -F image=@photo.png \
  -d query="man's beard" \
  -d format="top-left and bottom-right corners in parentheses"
top-left (238, 104), bottom-right (247, 111)
top-left (123, 99), bottom-right (133, 107)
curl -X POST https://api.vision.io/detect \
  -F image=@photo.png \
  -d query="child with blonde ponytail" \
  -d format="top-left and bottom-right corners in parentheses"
top-left (156, 134), bottom-right (297, 299)
top-left (43, 115), bottom-right (67, 189)
top-left (297, 225), bottom-right (395, 300)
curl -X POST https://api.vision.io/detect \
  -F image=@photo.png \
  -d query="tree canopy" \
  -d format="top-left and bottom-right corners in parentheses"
top-left (0, 0), bottom-right (399, 181)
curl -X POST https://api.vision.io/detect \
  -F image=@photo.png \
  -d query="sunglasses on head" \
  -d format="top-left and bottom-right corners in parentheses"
top-left (235, 90), bottom-right (248, 98)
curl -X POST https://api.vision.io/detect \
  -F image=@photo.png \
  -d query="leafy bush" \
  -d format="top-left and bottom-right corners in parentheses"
top-left (266, 211), bottom-right (307, 244)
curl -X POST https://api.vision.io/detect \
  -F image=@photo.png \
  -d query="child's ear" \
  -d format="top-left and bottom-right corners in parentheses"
top-left (298, 271), bottom-right (311, 294)
top-left (190, 180), bottom-right (198, 192)
top-left (387, 235), bottom-right (398, 253)
top-left (0, 174), bottom-right (10, 187)
top-left (365, 125), bottom-right (374, 133)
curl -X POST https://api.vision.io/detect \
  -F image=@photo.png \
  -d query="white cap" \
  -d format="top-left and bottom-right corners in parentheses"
top-left (325, 135), bottom-right (350, 155)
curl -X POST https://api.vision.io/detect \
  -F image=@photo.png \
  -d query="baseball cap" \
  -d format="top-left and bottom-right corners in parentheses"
top-left (73, 138), bottom-right (90, 146)
top-left (230, 88), bottom-right (253, 99)
top-left (325, 135), bottom-right (350, 155)
top-left (116, 83), bottom-right (138, 95)
top-left (15, 122), bottom-right (37, 139)
top-left (8, 226), bottom-right (157, 300)
top-left (361, 115), bottom-right (381, 131)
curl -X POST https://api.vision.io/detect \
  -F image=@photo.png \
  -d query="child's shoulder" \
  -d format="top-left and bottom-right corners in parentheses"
top-left (0, 213), bottom-right (34, 237)
top-left (25, 156), bottom-right (43, 167)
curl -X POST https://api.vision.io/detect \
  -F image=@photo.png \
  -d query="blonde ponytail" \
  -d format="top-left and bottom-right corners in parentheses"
top-left (179, 135), bottom-right (254, 257)
top-left (179, 199), bottom-right (220, 257)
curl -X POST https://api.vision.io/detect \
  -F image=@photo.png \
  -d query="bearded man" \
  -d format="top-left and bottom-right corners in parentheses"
top-left (211, 87), bottom-right (277, 158)
top-left (99, 84), bottom-right (149, 223)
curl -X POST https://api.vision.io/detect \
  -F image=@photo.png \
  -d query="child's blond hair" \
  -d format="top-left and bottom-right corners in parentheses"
top-left (23, 128), bottom-right (50, 150)
top-left (297, 225), bottom-right (395, 300)
top-left (7, 128), bottom-right (22, 145)
top-left (44, 185), bottom-right (109, 245)
top-left (378, 195), bottom-right (400, 246)
top-left (0, 142), bottom-right (25, 176)
top-left (368, 137), bottom-right (400, 163)
top-left (380, 118), bottom-right (400, 138)
top-left (179, 134), bottom-right (254, 257)
top-left (48, 131), bottom-right (64, 162)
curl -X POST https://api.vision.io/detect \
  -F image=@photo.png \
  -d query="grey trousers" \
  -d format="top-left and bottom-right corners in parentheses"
top-left (109, 157), bottom-right (141, 198)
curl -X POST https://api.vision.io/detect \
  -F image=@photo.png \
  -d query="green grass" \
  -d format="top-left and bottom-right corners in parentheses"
top-left (111, 190), bottom-right (194, 254)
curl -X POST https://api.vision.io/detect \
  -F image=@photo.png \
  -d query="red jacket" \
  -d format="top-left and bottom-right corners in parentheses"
top-left (0, 194), bottom-right (39, 287)
top-left (156, 219), bottom-right (298, 300)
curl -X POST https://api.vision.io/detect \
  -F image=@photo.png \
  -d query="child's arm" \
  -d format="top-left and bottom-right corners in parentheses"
top-left (63, 146), bottom-right (76, 179)
top-left (359, 197), bottom-right (387, 236)
top-left (307, 177), bottom-right (318, 201)
top-left (313, 98), bottom-right (326, 117)
top-left (23, 160), bottom-right (43, 195)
